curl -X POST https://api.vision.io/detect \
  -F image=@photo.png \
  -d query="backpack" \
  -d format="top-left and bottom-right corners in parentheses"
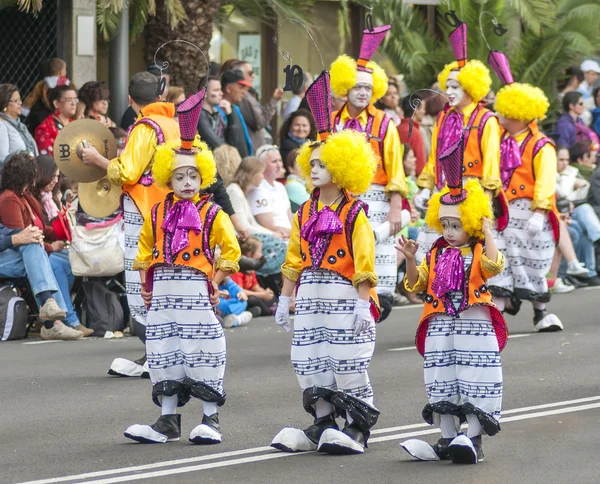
top-left (0, 285), bottom-right (28, 341)
top-left (78, 281), bottom-right (125, 337)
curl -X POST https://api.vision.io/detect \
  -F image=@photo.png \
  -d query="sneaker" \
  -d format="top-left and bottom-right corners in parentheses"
top-left (73, 324), bottom-right (94, 337)
top-left (551, 278), bottom-right (575, 294)
top-left (236, 311), bottom-right (253, 326)
top-left (39, 298), bottom-right (66, 321)
top-left (125, 414), bottom-right (181, 444)
top-left (40, 321), bottom-right (83, 340)
top-left (190, 413), bottom-right (222, 445)
top-left (392, 292), bottom-right (409, 306)
top-left (223, 311), bottom-right (253, 328)
top-left (566, 260), bottom-right (589, 277)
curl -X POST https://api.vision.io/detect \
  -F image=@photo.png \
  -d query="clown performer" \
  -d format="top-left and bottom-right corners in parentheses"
top-left (414, 21), bottom-right (502, 265)
top-left (81, 71), bottom-right (179, 377)
top-left (123, 90), bottom-right (241, 444)
top-left (330, 23), bottom-right (409, 319)
top-left (397, 134), bottom-right (507, 464)
top-left (486, 51), bottom-right (563, 332)
top-left (271, 71), bottom-right (381, 455)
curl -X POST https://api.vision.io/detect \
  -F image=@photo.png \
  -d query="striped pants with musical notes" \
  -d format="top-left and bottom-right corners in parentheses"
top-left (357, 185), bottom-right (397, 294)
top-left (423, 305), bottom-right (503, 424)
top-left (291, 271), bottom-right (376, 407)
top-left (123, 194), bottom-right (148, 327)
top-left (146, 267), bottom-right (226, 397)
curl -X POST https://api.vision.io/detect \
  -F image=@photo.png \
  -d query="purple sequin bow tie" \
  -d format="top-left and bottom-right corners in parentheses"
top-left (162, 199), bottom-right (202, 255)
top-left (431, 247), bottom-right (465, 299)
top-left (343, 117), bottom-right (364, 132)
top-left (500, 135), bottom-right (522, 189)
top-left (300, 206), bottom-right (343, 243)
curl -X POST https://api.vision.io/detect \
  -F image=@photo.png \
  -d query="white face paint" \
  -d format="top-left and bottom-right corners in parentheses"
top-left (309, 147), bottom-right (333, 188)
top-left (445, 71), bottom-right (465, 107)
top-left (348, 70), bottom-right (373, 110)
top-left (171, 165), bottom-right (201, 200)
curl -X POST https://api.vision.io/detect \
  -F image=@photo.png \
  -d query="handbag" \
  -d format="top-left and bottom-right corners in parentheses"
top-left (66, 204), bottom-right (125, 277)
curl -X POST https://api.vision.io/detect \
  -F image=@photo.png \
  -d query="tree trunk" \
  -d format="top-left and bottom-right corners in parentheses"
top-left (144, 0), bottom-right (224, 95)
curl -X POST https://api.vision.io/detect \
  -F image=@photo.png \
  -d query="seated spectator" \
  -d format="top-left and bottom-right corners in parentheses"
top-left (591, 87), bottom-right (600, 140)
top-left (231, 237), bottom-right (277, 317)
top-left (33, 155), bottom-right (62, 220)
top-left (284, 150), bottom-right (309, 212)
top-left (220, 71), bottom-right (253, 157)
top-left (0, 84), bottom-right (39, 163)
top-left (577, 60), bottom-right (600, 105)
top-left (556, 91), bottom-right (592, 149)
top-left (375, 78), bottom-right (402, 125)
top-left (248, 145), bottom-right (293, 236)
top-left (110, 127), bottom-right (127, 155)
top-left (78, 81), bottom-right (116, 128)
top-left (34, 85), bottom-right (77, 155)
top-left (0, 153), bottom-right (87, 339)
top-left (278, 108), bottom-right (316, 167)
top-left (398, 95), bottom-right (427, 175)
top-left (213, 144), bottom-right (242, 186)
top-left (282, 72), bottom-right (313, 121)
top-left (166, 86), bottom-right (185, 105)
top-left (24, 57), bottom-right (73, 134)
top-left (557, 65), bottom-right (584, 102)
top-left (569, 141), bottom-right (595, 181)
top-left (216, 277), bottom-right (253, 328)
top-left (226, 156), bottom-right (287, 287)
top-left (557, 144), bottom-right (590, 200)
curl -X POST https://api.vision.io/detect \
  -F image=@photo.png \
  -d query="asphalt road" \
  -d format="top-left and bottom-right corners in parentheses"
top-left (2, 287), bottom-right (600, 484)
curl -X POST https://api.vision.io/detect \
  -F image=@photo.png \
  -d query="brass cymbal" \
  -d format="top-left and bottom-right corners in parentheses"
top-left (53, 119), bottom-right (116, 182)
top-left (78, 177), bottom-right (121, 219)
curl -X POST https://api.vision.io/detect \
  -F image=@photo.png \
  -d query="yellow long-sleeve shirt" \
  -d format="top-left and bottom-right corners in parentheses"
top-left (107, 125), bottom-right (158, 187)
top-left (133, 193), bottom-right (240, 274)
top-left (417, 102), bottom-right (501, 194)
top-left (335, 105), bottom-right (408, 197)
top-left (281, 199), bottom-right (377, 288)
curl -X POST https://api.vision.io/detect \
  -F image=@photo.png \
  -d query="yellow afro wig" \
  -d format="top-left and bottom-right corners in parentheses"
top-left (153, 136), bottom-right (217, 190)
top-left (438, 59), bottom-right (492, 103)
top-left (425, 179), bottom-right (493, 240)
top-left (330, 54), bottom-right (388, 103)
top-left (494, 82), bottom-right (549, 122)
top-left (296, 129), bottom-right (377, 195)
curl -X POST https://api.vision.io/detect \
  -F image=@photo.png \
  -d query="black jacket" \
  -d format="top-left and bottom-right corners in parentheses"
top-left (197, 107), bottom-right (249, 158)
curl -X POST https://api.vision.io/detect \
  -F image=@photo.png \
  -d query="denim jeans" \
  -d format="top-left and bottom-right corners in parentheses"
top-left (0, 243), bottom-right (79, 326)
top-left (49, 250), bottom-right (79, 326)
top-left (572, 203), bottom-right (600, 243)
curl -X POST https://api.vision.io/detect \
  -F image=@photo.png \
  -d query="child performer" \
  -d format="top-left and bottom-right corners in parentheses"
top-left (271, 71), bottom-right (381, 456)
top-left (397, 135), bottom-right (508, 464)
top-left (123, 90), bottom-right (241, 445)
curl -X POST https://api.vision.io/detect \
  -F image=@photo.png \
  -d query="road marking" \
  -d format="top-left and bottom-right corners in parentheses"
top-left (18, 396), bottom-right (600, 484)
top-left (387, 333), bottom-right (531, 352)
top-left (22, 340), bottom-right (62, 345)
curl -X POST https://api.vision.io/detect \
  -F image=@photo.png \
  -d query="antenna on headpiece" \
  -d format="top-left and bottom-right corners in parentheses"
top-left (365, 4), bottom-right (375, 32)
top-left (273, 19), bottom-right (324, 92)
top-left (153, 40), bottom-right (210, 96)
top-left (443, 0), bottom-right (462, 27)
top-left (407, 89), bottom-right (451, 139)
top-left (478, 11), bottom-right (507, 52)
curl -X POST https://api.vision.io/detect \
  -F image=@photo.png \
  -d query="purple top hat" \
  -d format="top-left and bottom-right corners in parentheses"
top-left (305, 70), bottom-right (332, 142)
top-left (177, 87), bottom-right (206, 151)
top-left (488, 50), bottom-right (514, 86)
top-left (449, 22), bottom-right (467, 67)
top-left (439, 134), bottom-right (467, 205)
top-left (357, 24), bottom-right (391, 72)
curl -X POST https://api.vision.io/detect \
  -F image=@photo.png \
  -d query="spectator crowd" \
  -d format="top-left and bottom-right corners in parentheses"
top-left (1, 55), bottom-right (600, 340)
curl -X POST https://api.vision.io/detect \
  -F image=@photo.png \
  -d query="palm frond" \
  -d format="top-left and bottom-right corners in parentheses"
top-left (504, 0), bottom-right (556, 34)
top-left (16, 0), bottom-right (42, 13)
top-left (221, 0), bottom-right (315, 27)
top-left (164, 0), bottom-right (186, 30)
top-left (97, 3), bottom-right (122, 41)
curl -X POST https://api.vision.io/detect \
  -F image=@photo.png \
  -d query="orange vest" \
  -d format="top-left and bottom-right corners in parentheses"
top-left (148, 194), bottom-right (221, 279)
top-left (297, 192), bottom-right (380, 321)
top-left (503, 126), bottom-right (552, 203)
top-left (414, 238), bottom-right (507, 356)
top-left (332, 104), bottom-right (392, 186)
top-left (123, 103), bottom-right (180, 216)
top-left (434, 104), bottom-right (496, 188)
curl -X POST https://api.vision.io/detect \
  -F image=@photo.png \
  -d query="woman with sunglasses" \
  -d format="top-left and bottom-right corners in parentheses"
top-left (556, 91), bottom-right (598, 150)
top-left (0, 84), bottom-right (39, 164)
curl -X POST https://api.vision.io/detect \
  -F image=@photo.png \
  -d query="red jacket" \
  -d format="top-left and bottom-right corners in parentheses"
top-left (34, 113), bottom-right (71, 156)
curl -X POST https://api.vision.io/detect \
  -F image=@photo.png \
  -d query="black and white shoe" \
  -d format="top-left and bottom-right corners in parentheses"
top-left (189, 413), bottom-right (222, 445)
top-left (317, 422), bottom-right (365, 455)
top-left (108, 355), bottom-right (147, 377)
top-left (448, 434), bottom-right (482, 464)
top-left (124, 414), bottom-right (181, 443)
top-left (400, 437), bottom-right (454, 461)
top-left (271, 414), bottom-right (338, 453)
top-left (533, 310), bottom-right (564, 333)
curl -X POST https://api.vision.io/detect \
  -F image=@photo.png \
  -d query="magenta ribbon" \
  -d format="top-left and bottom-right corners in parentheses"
top-left (431, 247), bottom-right (465, 299)
top-left (162, 199), bottom-right (203, 257)
top-left (500, 135), bottom-right (522, 189)
top-left (300, 206), bottom-right (343, 243)
top-left (343, 118), bottom-right (364, 132)
top-left (436, 110), bottom-right (464, 189)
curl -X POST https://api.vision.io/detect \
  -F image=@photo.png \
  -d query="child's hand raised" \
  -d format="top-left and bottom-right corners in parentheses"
top-left (482, 217), bottom-right (493, 236)
top-left (395, 235), bottom-right (419, 260)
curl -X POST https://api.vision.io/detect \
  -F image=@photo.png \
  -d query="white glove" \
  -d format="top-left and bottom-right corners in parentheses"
top-left (353, 299), bottom-right (373, 336)
top-left (413, 189), bottom-right (431, 212)
top-left (401, 209), bottom-right (411, 228)
top-left (275, 296), bottom-right (292, 332)
top-left (526, 212), bottom-right (545, 234)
